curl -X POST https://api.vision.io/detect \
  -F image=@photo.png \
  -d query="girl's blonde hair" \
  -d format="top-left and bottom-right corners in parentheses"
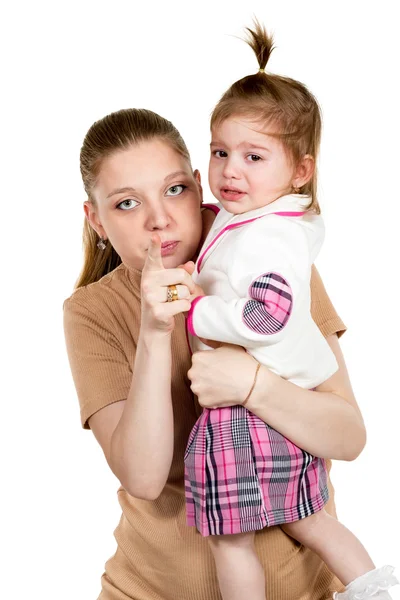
top-left (75, 108), bottom-right (192, 289)
top-left (211, 20), bottom-right (322, 213)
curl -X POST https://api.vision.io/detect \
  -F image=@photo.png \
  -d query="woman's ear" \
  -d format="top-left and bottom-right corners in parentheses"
top-left (83, 200), bottom-right (107, 239)
top-left (193, 169), bottom-right (203, 203)
top-left (292, 155), bottom-right (315, 189)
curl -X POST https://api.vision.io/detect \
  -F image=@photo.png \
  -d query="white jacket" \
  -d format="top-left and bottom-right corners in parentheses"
top-left (187, 194), bottom-right (338, 388)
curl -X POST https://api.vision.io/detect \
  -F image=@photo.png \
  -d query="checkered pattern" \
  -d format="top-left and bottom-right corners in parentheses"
top-left (184, 404), bottom-right (328, 537)
top-left (243, 272), bottom-right (293, 334)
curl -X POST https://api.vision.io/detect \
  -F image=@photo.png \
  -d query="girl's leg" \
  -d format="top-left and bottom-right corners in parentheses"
top-left (282, 511), bottom-right (398, 599)
top-left (281, 509), bottom-right (375, 585)
top-left (208, 531), bottom-right (266, 600)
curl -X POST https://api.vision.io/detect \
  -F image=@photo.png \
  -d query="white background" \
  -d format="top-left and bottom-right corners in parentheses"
top-left (2, 1), bottom-right (399, 598)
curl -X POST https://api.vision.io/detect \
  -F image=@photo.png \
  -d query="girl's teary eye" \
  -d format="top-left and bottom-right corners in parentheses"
top-left (213, 150), bottom-right (228, 158)
top-left (116, 198), bottom-right (140, 210)
top-left (166, 184), bottom-right (187, 196)
top-left (247, 154), bottom-right (262, 162)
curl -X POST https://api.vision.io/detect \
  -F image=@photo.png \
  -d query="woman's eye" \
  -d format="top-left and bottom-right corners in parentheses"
top-left (213, 150), bottom-right (228, 158)
top-left (166, 184), bottom-right (187, 196)
top-left (116, 199), bottom-right (139, 210)
top-left (247, 154), bottom-right (262, 162)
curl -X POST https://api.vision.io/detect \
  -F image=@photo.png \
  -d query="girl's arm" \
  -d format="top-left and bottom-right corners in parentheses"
top-left (88, 236), bottom-right (194, 500)
top-left (188, 334), bottom-right (366, 462)
top-left (188, 216), bottom-right (310, 347)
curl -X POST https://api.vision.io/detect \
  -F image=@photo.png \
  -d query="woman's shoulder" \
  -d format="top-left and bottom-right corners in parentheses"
top-left (64, 264), bottom-right (117, 307)
top-left (63, 263), bottom-right (140, 323)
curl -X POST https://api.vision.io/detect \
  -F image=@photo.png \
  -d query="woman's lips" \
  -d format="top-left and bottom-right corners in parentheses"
top-left (220, 188), bottom-right (246, 201)
top-left (161, 241), bottom-right (179, 256)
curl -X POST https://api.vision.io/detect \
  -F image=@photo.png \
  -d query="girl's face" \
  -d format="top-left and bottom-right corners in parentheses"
top-left (208, 116), bottom-right (298, 215)
top-left (85, 140), bottom-right (203, 271)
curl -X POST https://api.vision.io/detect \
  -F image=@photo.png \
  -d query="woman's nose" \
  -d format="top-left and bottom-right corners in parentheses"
top-left (145, 203), bottom-right (172, 230)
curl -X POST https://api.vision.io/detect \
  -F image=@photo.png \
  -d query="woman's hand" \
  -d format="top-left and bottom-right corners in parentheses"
top-left (188, 344), bottom-right (260, 408)
top-left (140, 235), bottom-right (195, 335)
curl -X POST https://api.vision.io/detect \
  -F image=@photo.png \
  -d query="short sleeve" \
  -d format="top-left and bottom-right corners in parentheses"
top-left (310, 265), bottom-right (347, 339)
top-left (63, 296), bottom-right (133, 429)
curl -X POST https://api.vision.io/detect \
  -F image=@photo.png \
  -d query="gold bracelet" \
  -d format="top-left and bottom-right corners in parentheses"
top-left (242, 363), bottom-right (261, 407)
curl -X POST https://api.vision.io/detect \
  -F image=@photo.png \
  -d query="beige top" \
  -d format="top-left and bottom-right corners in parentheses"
top-left (63, 261), bottom-right (346, 600)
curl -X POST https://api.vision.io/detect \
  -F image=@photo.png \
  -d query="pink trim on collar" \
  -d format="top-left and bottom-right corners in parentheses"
top-left (202, 203), bottom-right (220, 215)
top-left (272, 211), bottom-right (306, 216)
top-left (196, 210), bottom-right (306, 273)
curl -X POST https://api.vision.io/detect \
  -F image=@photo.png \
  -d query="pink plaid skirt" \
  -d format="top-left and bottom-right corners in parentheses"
top-left (184, 404), bottom-right (329, 537)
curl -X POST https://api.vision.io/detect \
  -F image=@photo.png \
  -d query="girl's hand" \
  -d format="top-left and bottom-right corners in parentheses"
top-left (140, 235), bottom-right (195, 335)
top-left (188, 344), bottom-right (263, 408)
top-left (177, 260), bottom-right (207, 324)
top-left (179, 261), bottom-right (221, 349)
top-left (178, 260), bottom-right (205, 301)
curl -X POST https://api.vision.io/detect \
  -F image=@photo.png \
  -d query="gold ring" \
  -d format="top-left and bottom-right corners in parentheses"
top-left (167, 284), bottom-right (179, 302)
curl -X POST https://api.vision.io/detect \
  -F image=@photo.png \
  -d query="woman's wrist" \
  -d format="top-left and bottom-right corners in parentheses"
top-left (243, 363), bottom-right (275, 412)
top-left (139, 327), bottom-right (173, 348)
top-left (242, 362), bottom-right (261, 407)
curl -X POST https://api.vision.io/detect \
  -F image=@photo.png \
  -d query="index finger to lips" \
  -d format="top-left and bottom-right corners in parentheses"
top-left (144, 234), bottom-right (164, 272)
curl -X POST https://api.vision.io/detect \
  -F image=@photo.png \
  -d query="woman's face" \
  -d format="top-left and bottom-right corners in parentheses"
top-left (86, 140), bottom-right (203, 271)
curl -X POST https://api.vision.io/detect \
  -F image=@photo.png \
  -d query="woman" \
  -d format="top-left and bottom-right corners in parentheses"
top-left (63, 107), bottom-right (366, 600)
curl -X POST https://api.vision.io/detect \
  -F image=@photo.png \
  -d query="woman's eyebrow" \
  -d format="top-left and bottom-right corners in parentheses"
top-left (106, 186), bottom-right (136, 199)
top-left (106, 171), bottom-right (189, 200)
top-left (164, 170), bottom-right (189, 182)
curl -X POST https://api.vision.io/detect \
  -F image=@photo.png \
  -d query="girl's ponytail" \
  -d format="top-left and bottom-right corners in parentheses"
top-left (243, 19), bottom-right (275, 73)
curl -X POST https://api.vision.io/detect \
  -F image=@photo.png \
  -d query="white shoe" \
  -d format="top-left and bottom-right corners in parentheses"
top-left (333, 566), bottom-right (398, 599)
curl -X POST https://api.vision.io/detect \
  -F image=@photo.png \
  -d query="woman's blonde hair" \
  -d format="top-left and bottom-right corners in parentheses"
top-left (75, 108), bottom-right (192, 289)
top-left (211, 19), bottom-right (322, 213)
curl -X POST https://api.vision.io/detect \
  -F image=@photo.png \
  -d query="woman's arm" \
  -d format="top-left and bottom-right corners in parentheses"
top-left (88, 204), bottom-right (214, 499)
top-left (88, 236), bottom-right (194, 500)
top-left (89, 332), bottom-right (174, 500)
top-left (247, 333), bottom-right (366, 460)
top-left (188, 334), bottom-right (366, 461)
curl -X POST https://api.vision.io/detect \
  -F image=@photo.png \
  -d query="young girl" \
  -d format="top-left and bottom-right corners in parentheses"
top-left (183, 21), bottom-right (398, 600)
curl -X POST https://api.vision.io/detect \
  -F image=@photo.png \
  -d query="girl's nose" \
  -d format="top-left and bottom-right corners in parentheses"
top-left (222, 157), bottom-right (241, 180)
